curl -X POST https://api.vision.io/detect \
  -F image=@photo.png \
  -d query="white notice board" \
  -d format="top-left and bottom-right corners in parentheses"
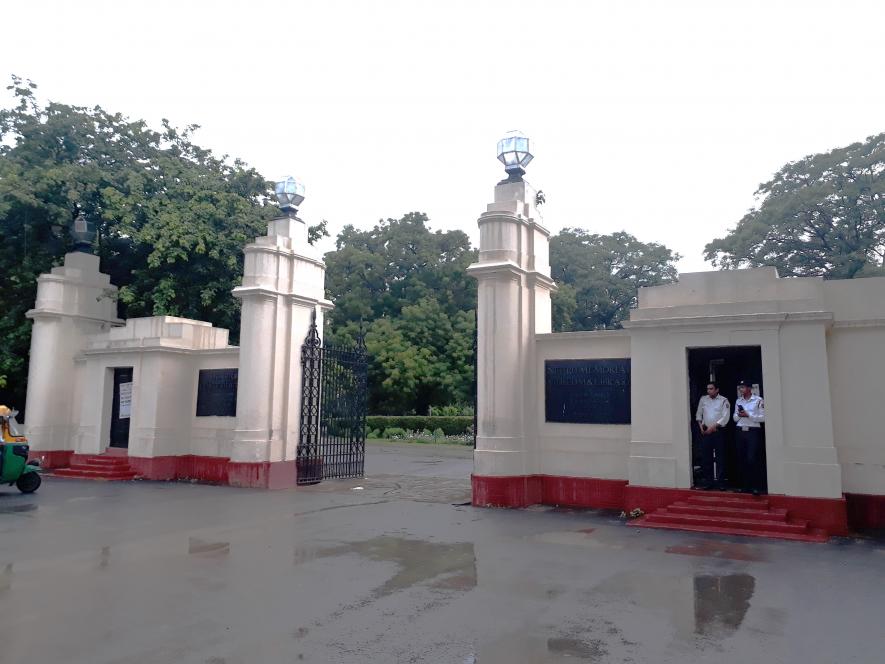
top-left (118, 381), bottom-right (133, 419)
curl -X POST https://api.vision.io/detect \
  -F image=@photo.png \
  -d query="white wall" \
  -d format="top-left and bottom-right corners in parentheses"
top-left (534, 331), bottom-right (631, 479)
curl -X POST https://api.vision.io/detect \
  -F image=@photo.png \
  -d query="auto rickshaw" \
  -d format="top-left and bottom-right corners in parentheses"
top-left (0, 405), bottom-right (41, 493)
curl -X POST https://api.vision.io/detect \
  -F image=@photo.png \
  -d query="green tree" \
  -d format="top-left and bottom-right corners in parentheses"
top-left (323, 214), bottom-right (477, 414)
top-left (550, 229), bottom-right (680, 331)
top-left (0, 77), bottom-right (275, 410)
top-left (705, 133), bottom-right (885, 278)
top-left (324, 212), bottom-right (477, 330)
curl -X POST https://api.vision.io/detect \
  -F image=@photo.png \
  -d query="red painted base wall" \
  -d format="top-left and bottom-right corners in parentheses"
top-left (35, 450), bottom-right (297, 489)
top-left (28, 449), bottom-right (73, 469)
top-left (473, 474), bottom-right (860, 536)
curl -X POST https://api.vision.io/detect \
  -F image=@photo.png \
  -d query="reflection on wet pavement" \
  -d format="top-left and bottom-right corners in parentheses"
top-left (594, 570), bottom-right (756, 640)
top-left (666, 539), bottom-right (767, 562)
top-left (295, 535), bottom-right (476, 599)
top-left (693, 573), bottom-right (754, 636)
top-left (0, 563), bottom-right (11, 593)
top-left (0, 503), bottom-right (37, 514)
top-left (466, 632), bottom-right (610, 663)
top-left (187, 537), bottom-right (230, 557)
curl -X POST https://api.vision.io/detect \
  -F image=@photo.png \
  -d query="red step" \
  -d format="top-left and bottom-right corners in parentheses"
top-left (52, 454), bottom-right (139, 481)
top-left (54, 468), bottom-right (138, 480)
top-left (633, 518), bottom-right (829, 543)
top-left (632, 490), bottom-right (830, 543)
top-left (684, 494), bottom-right (770, 509)
top-left (643, 510), bottom-right (810, 533)
top-left (666, 502), bottom-right (789, 521)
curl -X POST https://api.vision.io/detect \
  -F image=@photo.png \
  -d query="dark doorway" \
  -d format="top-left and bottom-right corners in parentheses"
top-left (110, 367), bottom-right (133, 449)
top-left (687, 347), bottom-right (765, 492)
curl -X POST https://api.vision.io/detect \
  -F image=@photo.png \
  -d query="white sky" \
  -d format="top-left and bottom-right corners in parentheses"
top-left (2, 0), bottom-right (884, 271)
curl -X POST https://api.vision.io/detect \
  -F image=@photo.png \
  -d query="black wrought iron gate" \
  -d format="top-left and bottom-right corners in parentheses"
top-left (296, 315), bottom-right (368, 485)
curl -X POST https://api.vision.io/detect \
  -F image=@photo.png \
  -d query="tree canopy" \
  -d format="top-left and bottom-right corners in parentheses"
top-left (0, 77), bottom-right (275, 409)
top-left (323, 213), bottom-right (477, 414)
top-left (705, 133), bottom-right (885, 278)
top-left (550, 229), bottom-right (680, 331)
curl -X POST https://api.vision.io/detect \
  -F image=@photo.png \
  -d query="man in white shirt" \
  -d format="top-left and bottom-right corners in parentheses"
top-left (734, 379), bottom-right (766, 495)
top-left (695, 381), bottom-right (731, 490)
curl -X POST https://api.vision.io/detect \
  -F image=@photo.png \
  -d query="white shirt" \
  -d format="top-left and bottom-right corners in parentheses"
top-left (696, 394), bottom-right (730, 428)
top-left (734, 394), bottom-right (765, 429)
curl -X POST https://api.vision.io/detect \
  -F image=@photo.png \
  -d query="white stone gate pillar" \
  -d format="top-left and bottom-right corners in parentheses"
top-left (468, 134), bottom-right (556, 506)
top-left (230, 180), bottom-right (331, 488)
top-left (25, 251), bottom-right (121, 467)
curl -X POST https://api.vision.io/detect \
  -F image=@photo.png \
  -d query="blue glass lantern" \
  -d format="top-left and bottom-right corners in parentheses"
top-left (274, 176), bottom-right (306, 213)
top-left (496, 131), bottom-right (533, 180)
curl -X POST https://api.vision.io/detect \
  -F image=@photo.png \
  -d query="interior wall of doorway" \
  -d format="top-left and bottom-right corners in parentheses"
top-left (687, 346), bottom-right (764, 491)
top-left (109, 367), bottom-right (133, 449)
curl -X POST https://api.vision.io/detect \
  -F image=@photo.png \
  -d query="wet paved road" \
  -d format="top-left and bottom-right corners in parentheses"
top-left (1, 441), bottom-right (884, 663)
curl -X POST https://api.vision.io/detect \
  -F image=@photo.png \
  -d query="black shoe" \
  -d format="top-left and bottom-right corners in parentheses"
top-left (751, 489), bottom-right (761, 496)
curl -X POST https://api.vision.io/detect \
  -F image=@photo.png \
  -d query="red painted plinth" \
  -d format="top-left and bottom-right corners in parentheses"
top-left (473, 475), bottom-right (851, 536)
top-left (27, 449), bottom-right (73, 469)
top-left (845, 493), bottom-right (885, 530)
top-left (542, 476), bottom-right (628, 510)
top-left (472, 475), bottom-right (626, 510)
top-left (126, 455), bottom-right (230, 484)
top-left (472, 475), bottom-right (541, 507)
top-left (228, 460), bottom-right (297, 489)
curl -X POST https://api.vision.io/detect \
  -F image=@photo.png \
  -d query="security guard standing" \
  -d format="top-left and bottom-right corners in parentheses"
top-left (734, 380), bottom-right (765, 495)
top-left (695, 381), bottom-right (730, 489)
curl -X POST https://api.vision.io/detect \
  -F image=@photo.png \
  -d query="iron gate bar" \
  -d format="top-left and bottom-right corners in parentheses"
top-left (297, 312), bottom-right (367, 485)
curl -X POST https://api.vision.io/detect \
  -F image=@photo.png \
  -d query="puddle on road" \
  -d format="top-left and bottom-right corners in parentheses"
top-left (97, 546), bottom-right (110, 570)
top-left (0, 503), bottom-right (37, 515)
top-left (188, 537), bottom-right (230, 557)
top-left (594, 570), bottom-right (755, 640)
top-left (666, 539), bottom-right (767, 562)
top-left (294, 536), bottom-right (476, 599)
top-left (465, 633), bottom-right (608, 663)
top-left (0, 564), bottom-right (11, 592)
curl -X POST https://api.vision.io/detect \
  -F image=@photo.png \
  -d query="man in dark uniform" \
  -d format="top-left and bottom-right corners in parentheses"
top-left (734, 380), bottom-right (765, 495)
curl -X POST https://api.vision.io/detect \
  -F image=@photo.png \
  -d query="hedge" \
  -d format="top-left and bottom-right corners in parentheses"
top-left (365, 416), bottom-right (473, 436)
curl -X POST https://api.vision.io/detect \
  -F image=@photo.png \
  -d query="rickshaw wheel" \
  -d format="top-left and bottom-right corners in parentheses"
top-left (16, 472), bottom-right (41, 494)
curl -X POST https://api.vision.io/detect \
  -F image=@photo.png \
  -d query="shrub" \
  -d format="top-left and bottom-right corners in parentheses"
top-left (381, 427), bottom-right (406, 439)
top-left (366, 416), bottom-right (472, 436)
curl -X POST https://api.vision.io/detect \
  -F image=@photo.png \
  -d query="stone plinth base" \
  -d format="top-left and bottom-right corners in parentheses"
top-left (228, 460), bottom-right (297, 489)
top-left (27, 449), bottom-right (73, 469)
top-left (33, 450), bottom-right (298, 489)
top-left (471, 474), bottom-right (627, 510)
top-left (472, 474), bottom-right (851, 537)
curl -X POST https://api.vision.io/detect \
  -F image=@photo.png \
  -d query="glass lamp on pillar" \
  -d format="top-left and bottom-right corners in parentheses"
top-left (274, 176), bottom-right (306, 216)
top-left (71, 214), bottom-right (96, 253)
top-left (496, 130), bottom-right (533, 182)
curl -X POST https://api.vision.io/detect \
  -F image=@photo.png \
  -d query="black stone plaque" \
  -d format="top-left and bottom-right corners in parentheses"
top-left (545, 359), bottom-right (631, 424)
top-left (196, 369), bottom-right (238, 417)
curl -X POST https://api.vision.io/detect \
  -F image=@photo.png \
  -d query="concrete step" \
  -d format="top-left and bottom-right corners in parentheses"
top-left (54, 467), bottom-right (138, 481)
top-left (77, 456), bottom-right (131, 466)
top-left (633, 518), bottom-right (829, 543)
top-left (667, 502), bottom-right (789, 521)
top-left (643, 510), bottom-right (809, 534)
top-left (684, 494), bottom-right (770, 509)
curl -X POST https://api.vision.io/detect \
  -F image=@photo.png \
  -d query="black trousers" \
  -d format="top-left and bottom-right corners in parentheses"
top-left (698, 428), bottom-right (726, 488)
top-left (736, 427), bottom-right (765, 492)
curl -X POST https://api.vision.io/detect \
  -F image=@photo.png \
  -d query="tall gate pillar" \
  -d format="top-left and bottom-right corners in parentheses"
top-left (468, 135), bottom-right (556, 506)
top-left (25, 251), bottom-right (122, 468)
top-left (230, 192), bottom-right (332, 488)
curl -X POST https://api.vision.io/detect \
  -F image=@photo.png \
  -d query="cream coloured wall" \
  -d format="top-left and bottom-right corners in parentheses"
top-left (823, 277), bottom-right (885, 496)
top-left (534, 331), bottom-right (631, 479)
top-left (74, 317), bottom-right (238, 458)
